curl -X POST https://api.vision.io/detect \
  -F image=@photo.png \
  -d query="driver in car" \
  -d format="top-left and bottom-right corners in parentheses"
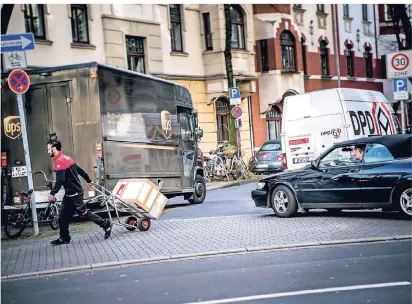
top-left (329, 145), bottom-right (364, 166)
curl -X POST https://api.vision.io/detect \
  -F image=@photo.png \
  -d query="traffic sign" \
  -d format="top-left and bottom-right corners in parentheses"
top-left (229, 87), bottom-right (241, 105)
top-left (3, 51), bottom-right (27, 71)
top-left (8, 69), bottom-right (30, 95)
top-left (1, 33), bottom-right (35, 52)
top-left (386, 50), bottom-right (412, 79)
top-left (231, 105), bottom-right (242, 118)
top-left (392, 78), bottom-right (409, 100)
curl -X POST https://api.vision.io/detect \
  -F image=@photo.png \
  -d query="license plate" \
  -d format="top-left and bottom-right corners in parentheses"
top-left (12, 166), bottom-right (27, 178)
top-left (292, 157), bottom-right (311, 164)
top-left (257, 164), bottom-right (269, 168)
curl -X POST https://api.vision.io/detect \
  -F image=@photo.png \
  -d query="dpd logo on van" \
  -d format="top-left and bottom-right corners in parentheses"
top-left (321, 128), bottom-right (342, 139)
top-left (161, 110), bottom-right (172, 139)
top-left (3, 116), bottom-right (21, 139)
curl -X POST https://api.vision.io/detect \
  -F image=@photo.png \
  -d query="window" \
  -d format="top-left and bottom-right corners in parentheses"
top-left (71, 4), bottom-right (89, 44)
top-left (320, 40), bottom-right (329, 76)
top-left (317, 4), bottom-right (325, 12)
top-left (301, 38), bottom-right (308, 75)
top-left (126, 36), bottom-right (145, 74)
top-left (319, 145), bottom-right (366, 168)
top-left (364, 144), bottom-right (394, 163)
top-left (384, 5), bottom-right (392, 21)
top-left (216, 99), bottom-right (230, 142)
top-left (203, 13), bottom-right (213, 51)
top-left (343, 4), bottom-right (349, 17)
top-left (24, 4), bottom-right (46, 40)
top-left (365, 47), bottom-right (373, 78)
top-left (180, 114), bottom-right (194, 141)
top-left (170, 4), bottom-right (183, 52)
top-left (293, 5), bottom-right (302, 9)
top-left (345, 44), bottom-right (354, 77)
top-left (280, 30), bottom-right (296, 71)
top-left (391, 113), bottom-right (402, 134)
top-left (260, 39), bottom-right (269, 72)
top-left (266, 106), bottom-right (282, 140)
top-left (230, 5), bottom-right (245, 49)
top-left (362, 4), bottom-right (368, 21)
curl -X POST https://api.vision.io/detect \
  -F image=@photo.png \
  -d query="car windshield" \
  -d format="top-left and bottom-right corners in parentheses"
top-left (261, 143), bottom-right (281, 151)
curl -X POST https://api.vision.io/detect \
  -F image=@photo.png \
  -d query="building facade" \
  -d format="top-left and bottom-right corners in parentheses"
top-left (377, 4), bottom-right (412, 128)
top-left (251, 4), bottom-right (389, 150)
top-left (3, 4), bottom-right (258, 158)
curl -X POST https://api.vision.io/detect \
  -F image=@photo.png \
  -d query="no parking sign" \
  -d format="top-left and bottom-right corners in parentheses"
top-left (7, 69), bottom-right (30, 94)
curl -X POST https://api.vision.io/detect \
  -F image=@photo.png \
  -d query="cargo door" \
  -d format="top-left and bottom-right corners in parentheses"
top-left (47, 82), bottom-right (73, 157)
top-left (26, 85), bottom-right (52, 190)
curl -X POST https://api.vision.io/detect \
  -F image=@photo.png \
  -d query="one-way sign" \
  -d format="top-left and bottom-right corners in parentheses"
top-left (1, 33), bottom-right (36, 52)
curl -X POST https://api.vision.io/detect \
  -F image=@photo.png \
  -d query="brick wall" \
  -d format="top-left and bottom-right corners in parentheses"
top-left (253, 4), bottom-right (291, 15)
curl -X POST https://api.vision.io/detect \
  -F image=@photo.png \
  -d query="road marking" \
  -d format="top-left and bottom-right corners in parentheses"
top-left (183, 281), bottom-right (411, 304)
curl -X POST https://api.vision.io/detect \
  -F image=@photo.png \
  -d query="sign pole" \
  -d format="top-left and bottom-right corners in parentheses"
top-left (16, 93), bottom-right (39, 235)
top-left (400, 100), bottom-right (406, 134)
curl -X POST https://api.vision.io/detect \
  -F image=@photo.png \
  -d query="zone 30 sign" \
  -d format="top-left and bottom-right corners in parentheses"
top-left (386, 50), bottom-right (412, 79)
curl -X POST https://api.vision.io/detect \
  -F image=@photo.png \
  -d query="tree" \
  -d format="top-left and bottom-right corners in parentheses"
top-left (388, 4), bottom-right (412, 50)
top-left (224, 4), bottom-right (237, 147)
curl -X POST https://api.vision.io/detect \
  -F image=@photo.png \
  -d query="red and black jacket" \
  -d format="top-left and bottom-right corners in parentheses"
top-left (50, 152), bottom-right (92, 196)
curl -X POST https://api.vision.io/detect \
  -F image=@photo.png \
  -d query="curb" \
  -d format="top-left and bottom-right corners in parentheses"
top-left (207, 178), bottom-right (260, 191)
top-left (2, 235), bottom-right (410, 281)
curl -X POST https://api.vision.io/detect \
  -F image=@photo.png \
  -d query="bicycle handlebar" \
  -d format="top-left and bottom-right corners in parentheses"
top-left (33, 171), bottom-right (55, 183)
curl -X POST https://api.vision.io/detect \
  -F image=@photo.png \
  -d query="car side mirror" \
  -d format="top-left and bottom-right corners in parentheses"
top-left (310, 160), bottom-right (318, 169)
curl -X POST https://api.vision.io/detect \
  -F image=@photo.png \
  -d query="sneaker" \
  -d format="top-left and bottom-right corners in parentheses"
top-left (51, 237), bottom-right (70, 245)
top-left (103, 221), bottom-right (113, 239)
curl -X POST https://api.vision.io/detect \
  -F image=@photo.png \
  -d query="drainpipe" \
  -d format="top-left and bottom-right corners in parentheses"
top-left (332, 4), bottom-right (341, 88)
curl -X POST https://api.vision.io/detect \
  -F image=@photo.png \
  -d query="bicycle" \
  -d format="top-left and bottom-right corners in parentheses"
top-left (4, 171), bottom-right (60, 239)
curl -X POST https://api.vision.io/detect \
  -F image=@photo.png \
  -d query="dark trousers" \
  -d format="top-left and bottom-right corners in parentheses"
top-left (59, 194), bottom-right (107, 240)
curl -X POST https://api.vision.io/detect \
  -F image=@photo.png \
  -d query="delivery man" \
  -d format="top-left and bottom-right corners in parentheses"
top-left (47, 137), bottom-right (112, 245)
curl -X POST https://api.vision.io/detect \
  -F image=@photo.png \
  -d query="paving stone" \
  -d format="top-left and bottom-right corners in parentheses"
top-left (1, 214), bottom-right (411, 276)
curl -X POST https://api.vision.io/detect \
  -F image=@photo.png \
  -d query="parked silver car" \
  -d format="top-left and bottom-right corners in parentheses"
top-left (249, 140), bottom-right (286, 174)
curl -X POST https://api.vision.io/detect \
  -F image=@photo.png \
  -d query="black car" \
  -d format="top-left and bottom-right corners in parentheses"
top-left (251, 135), bottom-right (412, 218)
top-left (249, 140), bottom-right (286, 174)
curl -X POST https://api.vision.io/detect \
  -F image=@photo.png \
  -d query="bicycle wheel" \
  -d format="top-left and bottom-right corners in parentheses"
top-left (5, 211), bottom-right (27, 238)
top-left (49, 204), bottom-right (60, 230)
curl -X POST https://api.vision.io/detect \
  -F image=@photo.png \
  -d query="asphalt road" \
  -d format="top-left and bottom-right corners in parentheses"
top-left (2, 240), bottom-right (411, 304)
top-left (162, 183), bottom-right (272, 220)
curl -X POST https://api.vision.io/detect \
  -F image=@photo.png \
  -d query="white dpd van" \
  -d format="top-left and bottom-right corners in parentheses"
top-left (281, 88), bottom-right (401, 171)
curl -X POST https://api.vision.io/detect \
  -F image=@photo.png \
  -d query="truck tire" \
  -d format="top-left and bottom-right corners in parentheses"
top-left (188, 174), bottom-right (206, 204)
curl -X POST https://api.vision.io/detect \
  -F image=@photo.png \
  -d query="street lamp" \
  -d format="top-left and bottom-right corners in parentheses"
top-left (356, 29), bottom-right (360, 51)
top-left (309, 20), bottom-right (314, 46)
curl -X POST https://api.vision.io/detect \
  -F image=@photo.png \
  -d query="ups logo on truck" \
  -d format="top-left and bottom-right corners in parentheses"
top-left (4, 116), bottom-right (21, 139)
top-left (161, 110), bottom-right (172, 139)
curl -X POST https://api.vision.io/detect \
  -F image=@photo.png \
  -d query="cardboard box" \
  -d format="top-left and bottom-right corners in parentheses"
top-left (112, 178), bottom-right (168, 218)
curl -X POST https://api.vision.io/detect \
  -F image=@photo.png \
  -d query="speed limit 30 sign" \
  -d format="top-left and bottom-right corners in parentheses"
top-left (386, 50), bottom-right (412, 79)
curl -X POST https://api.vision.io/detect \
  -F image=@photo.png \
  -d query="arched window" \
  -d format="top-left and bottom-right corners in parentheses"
top-left (266, 106), bottom-right (282, 140)
top-left (280, 31), bottom-right (296, 71)
top-left (365, 46), bottom-right (373, 78)
top-left (230, 5), bottom-right (245, 49)
top-left (320, 40), bottom-right (329, 76)
top-left (345, 44), bottom-right (354, 77)
top-left (216, 98), bottom-right (230, 142)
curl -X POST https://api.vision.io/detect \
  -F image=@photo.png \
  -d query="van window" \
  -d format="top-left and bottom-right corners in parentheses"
top-left (391, 113), bottom-right (401, 134)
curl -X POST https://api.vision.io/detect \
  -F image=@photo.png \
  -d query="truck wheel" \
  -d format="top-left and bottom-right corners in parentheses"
top-left (188, 174), bottom-right (206, 204)
top-left (271, 185), bottom-right (298, 218)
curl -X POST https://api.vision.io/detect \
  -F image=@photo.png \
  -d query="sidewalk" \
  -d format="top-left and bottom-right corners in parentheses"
top-left (2, 213), bottom-right (411, 279)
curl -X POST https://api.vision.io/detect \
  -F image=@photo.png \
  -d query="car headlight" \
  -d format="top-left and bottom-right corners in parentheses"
top-left (257, 182), bottom-right (266, 190)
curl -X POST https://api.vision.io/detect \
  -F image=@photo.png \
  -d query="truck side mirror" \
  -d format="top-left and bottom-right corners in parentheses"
top-left (196, 128), bottom-right (203, 138)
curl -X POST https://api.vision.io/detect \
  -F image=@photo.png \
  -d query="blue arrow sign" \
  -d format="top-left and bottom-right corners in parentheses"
top-left (1, 33), bottom-right (36, 52)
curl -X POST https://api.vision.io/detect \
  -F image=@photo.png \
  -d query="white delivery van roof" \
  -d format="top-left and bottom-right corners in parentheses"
top-left (335, 88), bottom-right (388, 103)
top-left (283, 88), bottom-right (389, 121)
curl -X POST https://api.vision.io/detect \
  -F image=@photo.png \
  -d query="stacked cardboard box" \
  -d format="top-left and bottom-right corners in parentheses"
top-left (112, 179), bottom-right (168, 219)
